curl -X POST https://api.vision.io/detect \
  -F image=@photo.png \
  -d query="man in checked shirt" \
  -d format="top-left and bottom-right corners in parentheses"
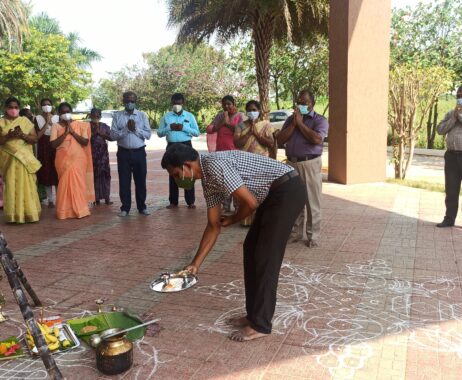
top-left (161, 144), bottom-right (306, 341)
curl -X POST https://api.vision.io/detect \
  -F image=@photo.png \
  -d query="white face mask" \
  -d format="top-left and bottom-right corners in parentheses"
top-left (457, 98), bottom-right (462, 107)
top-left (60, 113), bottom-right (72, 121)
top-left (172, 105), bottom-right (183, 113)
top-left (42, 105), bottom-right (52, 113)
top-left (247, 111), bottom-right (260, 121)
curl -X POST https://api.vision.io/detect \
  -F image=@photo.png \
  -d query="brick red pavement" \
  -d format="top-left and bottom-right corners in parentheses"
top-left (0, 149), bottom-right (462, 380)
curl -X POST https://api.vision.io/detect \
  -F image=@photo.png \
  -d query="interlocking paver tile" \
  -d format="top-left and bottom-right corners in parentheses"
top-left (2, 150), bottom-right (462, 379)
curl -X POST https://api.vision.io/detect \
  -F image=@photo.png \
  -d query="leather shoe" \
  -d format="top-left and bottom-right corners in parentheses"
top-left (436, 218), bottom-right (454, 228)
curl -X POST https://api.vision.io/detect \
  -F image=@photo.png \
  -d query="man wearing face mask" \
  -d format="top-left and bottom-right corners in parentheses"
top-left (111, 91), bottom-right (152, 217)
top-left (277, 89), bottom-right (329, 248)
top-left (157, 93), bottom-right (200, 209)
top-left (436, 85), bottom-right (462, 227)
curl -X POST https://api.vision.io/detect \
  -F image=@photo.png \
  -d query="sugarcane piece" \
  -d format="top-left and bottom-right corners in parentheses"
top-left (2, 235), bottom-right (42, 307)
top-left (0, 233), bottom-right (63, 380)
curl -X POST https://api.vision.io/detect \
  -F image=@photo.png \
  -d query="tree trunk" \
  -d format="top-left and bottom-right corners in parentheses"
top-left (403, 139), bottom-right (416, 180)
top-left (426, 99), bottom-right (434, 149)
top-left (430, 99), bottom-right (439, 148)
top-left (253, 14), bottom-right (274, 119)
top-left (274, 75), bottom-right (281, 110)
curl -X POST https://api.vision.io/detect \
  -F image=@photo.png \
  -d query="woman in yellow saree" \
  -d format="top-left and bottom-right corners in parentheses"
top-left (0, 97), bottom-right (41, 223)
top-left (50, 102), bottom-right (95, 220)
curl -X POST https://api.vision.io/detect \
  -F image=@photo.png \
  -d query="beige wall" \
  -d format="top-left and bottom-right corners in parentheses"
top-left (328, 0), bottom-right (391, 184)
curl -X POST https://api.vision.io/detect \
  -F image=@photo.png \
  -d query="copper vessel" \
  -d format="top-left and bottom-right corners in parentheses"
top-left (96, 328), bottom-right (133, 375)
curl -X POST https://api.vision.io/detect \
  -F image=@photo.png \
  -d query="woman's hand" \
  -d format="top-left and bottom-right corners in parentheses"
top-left (184, 264), bottom-right (199, 275)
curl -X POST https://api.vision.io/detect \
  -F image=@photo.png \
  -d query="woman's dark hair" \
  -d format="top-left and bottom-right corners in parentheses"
top-left (171, 93), bottom-right (185, 103)
top-left (40, 98), bottom-right (53, 106)
top-left (161, 143), bottom-right (199, 169)
top-left (90, 108), bottom-right (102, 117)
top-left (5, 97), bottom-right (20, 108)
top-left (221, 95), bottom-right (235, 105)
top-left (19, 108), bottom-right (30, 117)
top-left (57, 102), bottom-right (73, 114)
top-left (245, 100), bottom-right (261, 111)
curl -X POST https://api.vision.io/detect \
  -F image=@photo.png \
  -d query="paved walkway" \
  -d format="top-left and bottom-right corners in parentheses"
top-left (0, 145), bottom-right (460, 380)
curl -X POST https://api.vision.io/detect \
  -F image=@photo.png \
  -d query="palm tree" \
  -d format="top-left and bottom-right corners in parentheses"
top-left (167, 0), bottom-right (328, 115)
top-left (0, 0), bottom-right (28, 50)
top-left (30, 13), bottom-right (102, 68)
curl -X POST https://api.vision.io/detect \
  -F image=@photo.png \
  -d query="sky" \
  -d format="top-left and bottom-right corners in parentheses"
top-left (30, 0), bottom-right (424, 84)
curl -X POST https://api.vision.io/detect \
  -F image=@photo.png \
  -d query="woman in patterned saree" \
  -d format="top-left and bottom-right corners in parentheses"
top-left (0, 97), bottom-right (41, 223)
top-left (50, 102), bottom-right (95, 220)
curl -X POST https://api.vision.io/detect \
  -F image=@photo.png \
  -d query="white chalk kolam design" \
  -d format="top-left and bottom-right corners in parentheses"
top-left (195, 260), bottom-right (462, 378)
top-left (0, 300), bottom-right (161, 380)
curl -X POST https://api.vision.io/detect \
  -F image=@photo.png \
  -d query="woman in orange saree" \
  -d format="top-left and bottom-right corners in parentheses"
top-left (50, 102), bottom-right (95, 220)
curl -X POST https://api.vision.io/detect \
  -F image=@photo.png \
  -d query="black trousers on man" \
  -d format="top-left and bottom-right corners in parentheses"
top-left (243, 174), bottom-right (306, 334)
top-left (167, 140), bottom-right (195, 206)
top-left (117, 146), bottom-right (147, 213)
top-left (444, 150), bottom-right (462, 222)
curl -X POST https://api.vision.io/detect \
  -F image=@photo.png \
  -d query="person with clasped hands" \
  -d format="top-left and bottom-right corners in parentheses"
top-left (436, 85), bottom-right (462, 228)
top-left (157, 93), bottom-right (200, 209)
top-left (277, 89), bottom-right (329, 248)
top-left (110, 91), bottom-right (152, 217)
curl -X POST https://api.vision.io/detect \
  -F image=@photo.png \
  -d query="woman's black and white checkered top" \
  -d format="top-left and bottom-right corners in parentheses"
top-left (199, 150), bottom-right (293, 209)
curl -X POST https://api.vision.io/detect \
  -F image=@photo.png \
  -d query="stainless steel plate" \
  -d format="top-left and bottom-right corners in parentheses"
top-left (150, 273), bottom-right (198, 293)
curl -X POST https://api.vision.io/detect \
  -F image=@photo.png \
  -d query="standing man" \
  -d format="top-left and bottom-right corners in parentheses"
top-left (157, 93), bottom-right (200, 209)
top-left (277, 89), bottom-right (329, 248)
top-left (436, 85), bottom-right (462, 228)
top-left (160, 145), bottom-right (306, 341)
top-left (111, 91), bottom-right (152, 217)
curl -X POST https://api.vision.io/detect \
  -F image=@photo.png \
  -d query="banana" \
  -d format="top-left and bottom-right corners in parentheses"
top-left (53, 327), bottom-right (60, 338)
top-left (47, 341), bottom-right (59, 351)
top-left (45, 334), bottom-right (58, 343)
top-left (62, 340), bottom-right (71, 348)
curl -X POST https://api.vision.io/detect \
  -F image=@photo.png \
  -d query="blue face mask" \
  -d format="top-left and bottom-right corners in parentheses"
top-left (457, 98), bottom-right (462, 106)
top-left (124, 102), bottom-right (136, 112)
top-left (297, 105), bottom-right (310, 115)
top-left (174, 165), bottom-right (195, 190)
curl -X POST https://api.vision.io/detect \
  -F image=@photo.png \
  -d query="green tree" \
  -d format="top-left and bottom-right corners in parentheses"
top-left (93, 43), bottom-right (247, 128)
top-left (389, 65), bottom-right (454, 179)
top-left (167, 0), bottom-right (328, 116)
top-left (229, 35), bottom-right (328, 110)
top-left (29, 12), bottom-right (101, 68)
top-left (0, 0), bottom-right (28, 50)
top-left (391, 0), bottom-right (462, 148)
top-left (0, 29), bottom-right (91, 110)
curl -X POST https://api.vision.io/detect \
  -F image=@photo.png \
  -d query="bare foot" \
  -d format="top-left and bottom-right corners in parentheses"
top-left (48, 202), bottom-right (55, 209)
top-left (226, 316), bottom-right (250, 327)
top-left (166, 204), bottom-right (178, 209)
top-left (187, 204), bottom-right (196, 209)
top-left (229, 326), bottom-right (269, 342)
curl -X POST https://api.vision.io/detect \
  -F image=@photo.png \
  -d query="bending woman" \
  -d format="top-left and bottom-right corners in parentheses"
top-left (50, 102), bottom-right (95, 219)
top-left (0, 97), bottom-right (41, 223)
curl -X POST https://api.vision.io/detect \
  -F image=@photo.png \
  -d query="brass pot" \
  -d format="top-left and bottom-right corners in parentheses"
top-left (96, 328), bottom-right (133, 375)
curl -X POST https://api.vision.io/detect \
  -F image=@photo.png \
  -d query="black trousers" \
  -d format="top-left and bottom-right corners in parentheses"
top-left (444, 150), bottom-right (462, 221)
top-left (117, 147), bottom-right (147, 212)
top-left (167, 141), bottom-right (195, 206)
top-left (243, 175), bottom-right (306, 334)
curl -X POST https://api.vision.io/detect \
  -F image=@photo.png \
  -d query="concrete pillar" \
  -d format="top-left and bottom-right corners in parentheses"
top-left (328, 0), bottom-right (391, 184)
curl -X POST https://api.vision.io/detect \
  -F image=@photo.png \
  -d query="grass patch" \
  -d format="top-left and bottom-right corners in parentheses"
top-left (386, 178), bottom-right (445, 193)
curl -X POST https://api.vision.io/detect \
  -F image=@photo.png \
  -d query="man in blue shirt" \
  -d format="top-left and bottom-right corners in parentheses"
top-left (111, 91), bottom-right (152, 217)
top-left (158, 93), bottom-right (200, 209)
